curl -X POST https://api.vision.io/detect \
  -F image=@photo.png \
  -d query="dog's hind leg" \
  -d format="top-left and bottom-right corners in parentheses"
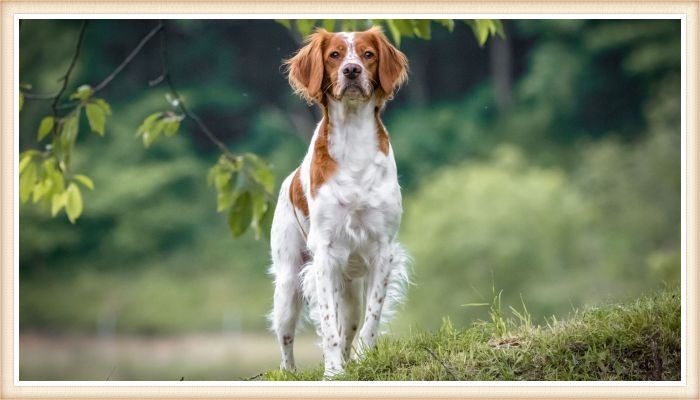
top-left (357, 241), bottom-right (409, 352)
top-left (268, 174), bottom-right (308, 370)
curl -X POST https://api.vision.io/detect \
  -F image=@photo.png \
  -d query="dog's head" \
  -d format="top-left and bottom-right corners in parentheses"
top-left (284, 26), bottom-right (408, 105)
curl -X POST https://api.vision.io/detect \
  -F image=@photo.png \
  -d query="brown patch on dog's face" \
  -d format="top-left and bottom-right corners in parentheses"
top-left (323, 34), bottom-right (348, 100)
top-left (353, 31), bottom-right (380, 93)
top-left (362, 27), bottom-right (408, 102)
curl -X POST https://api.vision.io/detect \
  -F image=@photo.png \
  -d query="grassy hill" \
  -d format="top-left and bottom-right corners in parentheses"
top-left (264, 288), bottom-right (681, 381)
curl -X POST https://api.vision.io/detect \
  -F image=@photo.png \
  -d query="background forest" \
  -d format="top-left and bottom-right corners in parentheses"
top-left (18, 19), bottom-right (681, 380)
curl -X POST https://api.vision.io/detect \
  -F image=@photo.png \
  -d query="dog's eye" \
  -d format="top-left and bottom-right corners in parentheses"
top-left (329, 51), bottom-right (340, 59)
top-left (364, 51), bottom-right (374, 59)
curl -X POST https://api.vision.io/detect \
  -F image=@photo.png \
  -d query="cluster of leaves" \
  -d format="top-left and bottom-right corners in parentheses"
top-left (136, 93), bottom-right (275, 239)
top-left (208, 153), bottom-right (275, 239)
top-left (276, 19), bottom-right (504, 47)
top-left (136, 94), bottom-right (184, 148)
top-left (18, 84), bottom-right (108, 223)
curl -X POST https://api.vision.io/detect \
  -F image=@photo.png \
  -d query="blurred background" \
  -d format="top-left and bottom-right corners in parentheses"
top-left (18, 19), bottom-right (681, 380)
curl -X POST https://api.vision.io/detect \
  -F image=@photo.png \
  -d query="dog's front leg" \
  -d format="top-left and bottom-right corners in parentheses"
top-left (313, 245), bottom-right (348, 378)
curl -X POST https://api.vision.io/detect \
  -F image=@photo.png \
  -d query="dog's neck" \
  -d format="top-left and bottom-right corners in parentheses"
top-left (323, 96), bottom-right (380, 163)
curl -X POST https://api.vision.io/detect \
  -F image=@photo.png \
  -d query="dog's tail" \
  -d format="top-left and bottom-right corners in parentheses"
top-left (378, 242), bottom-right (411, 332)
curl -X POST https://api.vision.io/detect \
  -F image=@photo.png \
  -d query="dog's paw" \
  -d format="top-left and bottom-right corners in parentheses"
top-left (323, 366), bottom-right (344, 380)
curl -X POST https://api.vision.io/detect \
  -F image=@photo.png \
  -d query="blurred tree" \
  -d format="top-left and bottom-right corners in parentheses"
top-left (17, 19), bottom-right (680, 336)
top-left (19, 19), bottom-right (502, 237)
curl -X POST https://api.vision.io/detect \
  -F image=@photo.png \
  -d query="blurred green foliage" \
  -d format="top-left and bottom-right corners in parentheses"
top-left (277, 19), bottom-right (503, 47)
top-left (18, 19), bottom-right (680, 339)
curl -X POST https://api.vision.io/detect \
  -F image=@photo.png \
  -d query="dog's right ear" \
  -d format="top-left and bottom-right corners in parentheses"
top-left (284, 29), bottom-right (328, 104)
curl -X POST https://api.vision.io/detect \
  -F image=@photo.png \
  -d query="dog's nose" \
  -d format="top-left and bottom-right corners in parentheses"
top-left (342, 63), bottom-right (362, 80)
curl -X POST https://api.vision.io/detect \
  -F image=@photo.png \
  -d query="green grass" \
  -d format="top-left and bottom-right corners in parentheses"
top-left (263, 288), bottom-right (681, 381)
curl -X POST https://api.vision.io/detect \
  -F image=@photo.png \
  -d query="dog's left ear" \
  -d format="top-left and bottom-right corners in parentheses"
top-left (372, 27), bottom-right (408, 99)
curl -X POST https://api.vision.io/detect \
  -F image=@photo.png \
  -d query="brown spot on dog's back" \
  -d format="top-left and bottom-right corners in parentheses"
top-left (289, 168), bottom-right (309, 216)
top-left (310, 115), bottom-right (337, 197)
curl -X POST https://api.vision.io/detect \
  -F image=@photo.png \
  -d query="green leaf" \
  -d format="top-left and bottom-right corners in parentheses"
top-left (250, 192), bottom-right (268, 240)
top-left (51, 169), bottom-right (65, 195)
top-left (217, 192), bottom-right (235, 213)
top-left (70, 84), bottom-right (93, 101)
top-left (73, 174), bottom-right (94, 190)
top-left (51, 192), bottom-right (66, 217)
top-left (32, 177), bottom-right (53, 203)
top-left (392, 20), bottom-right (416, 38)
top-left (65, 183), bottom-right (83, 223)
top-left (137, 112), bottom-right (163, 135)
top-left (37, 116), bottom-right (55, 141)
top-left (19, 84), bottom-right (31, 112)
top-left (19, 151), bottom-right (37, 174)
top-left (214, 169), bottom-right (232, 191)
top-left (233, 167), bottom-right (252, 193)
top-left (144, 119), bottom-right (166, 148)
top-left (436, 19), bottom-right (455, 32)
top-left (86, 103), bottom-right (106, 136)
top-left (163, 119), bottom-right (180, 137)
top-left (94, 98), bottom-right (112, 114)
top-left (385, 20), bottom-right (402, 47)
top-left (413, 20), bottom-right (431, 39)
top-left (322, 19), bottom-right (336, 32)
top-left (243, 153), bottom-right (275, 194)
top-left (295, 20), bottom-right (317, 36)
top-left (19, 161), bottom-right (37, 203)
top-left (228, 191), bottom-right (253, 237)
top-left (137, 112), bottom-right (167, 148)
top-left (466, 19), bottom-right (503, 47)
top-left (62, 112), bottom-right (80, 144)
top-left (260, 201), bottom-right (275, 241)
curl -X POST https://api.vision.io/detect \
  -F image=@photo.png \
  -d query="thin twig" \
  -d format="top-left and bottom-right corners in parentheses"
top-left (24, 19), bottom-right (236, 163)
top-left (92, 23), bottom-right (164, 94)
top-left (422, 346), bottom-right (460, 380)
top-left (242, 372), bottom-right (263, 381)
top-left (105, 365), bottom-right (117, 381)
top-left (50, 20), bottom-right (88, 129)
top-left (23, 21), bottom-right (162, 100)
top-left (23, 92), bottom-right (56, 100)
top-left (152, 20), bottom-right (237, 159)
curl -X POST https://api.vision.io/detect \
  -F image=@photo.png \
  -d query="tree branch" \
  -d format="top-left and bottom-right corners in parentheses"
top-left (23, 21), bottom-right (162, 101)
top-left (151, 21), bottom-right (237, 159)
top-left (50, 20), bottom-right (88, 126)
top-left (92, 23), bottom-right (163, 94)
top-left (24, 20), bottom-right (237, 162)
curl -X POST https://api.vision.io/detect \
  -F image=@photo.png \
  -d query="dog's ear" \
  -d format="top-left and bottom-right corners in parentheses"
top-left (373, 27), bottom-right (408, 100)
top-left (284, 29), bottom-right (328, 104)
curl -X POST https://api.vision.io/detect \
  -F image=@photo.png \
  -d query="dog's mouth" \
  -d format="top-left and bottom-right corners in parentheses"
top-left (340, 82), bottom-right (370, 99)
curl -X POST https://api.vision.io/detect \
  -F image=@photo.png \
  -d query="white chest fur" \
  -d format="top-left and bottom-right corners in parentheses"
top-left (305, 99), bottom-right (402, 256)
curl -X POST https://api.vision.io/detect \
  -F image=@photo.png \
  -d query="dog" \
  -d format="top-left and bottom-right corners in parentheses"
top-left (269, 26), bottom-right (410, 378)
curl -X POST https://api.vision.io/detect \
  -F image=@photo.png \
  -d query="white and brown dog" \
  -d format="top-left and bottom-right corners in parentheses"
top-left (269, 27), bottom-right (409, 378)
